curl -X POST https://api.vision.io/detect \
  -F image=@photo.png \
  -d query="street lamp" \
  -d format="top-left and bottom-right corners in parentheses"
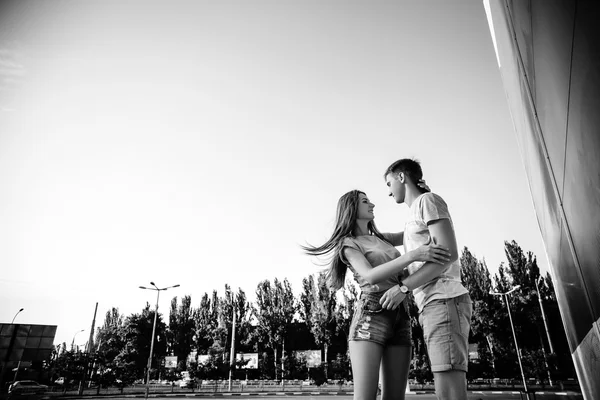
top-left (534, 276), bottom-right (555, 386)
top-left (490, 285), bottom-right (531, 399)
top-left (139, 282), bottom-right (180, 399)
top-left (535, 276), bottom-right (555, 354)
top-left (71, 329), bottom-right (85, 351)
top-left (11, 308), bottom-right (24, 324)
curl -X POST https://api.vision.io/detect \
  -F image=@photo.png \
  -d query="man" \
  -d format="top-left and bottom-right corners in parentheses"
top-left (378, 158), bottom-right (472, 400)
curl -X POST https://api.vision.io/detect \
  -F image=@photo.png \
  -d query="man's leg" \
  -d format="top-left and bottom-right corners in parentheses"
top-left (420, 294), bottom-right (472, 400)
top-left (433, 370), bottom-right (467, 400)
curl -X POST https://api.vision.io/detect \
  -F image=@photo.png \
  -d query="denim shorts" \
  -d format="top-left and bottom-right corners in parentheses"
top-left (418, 293), bottom-right (472, 372)
top-left (348, 292), bottom-right (412, 346)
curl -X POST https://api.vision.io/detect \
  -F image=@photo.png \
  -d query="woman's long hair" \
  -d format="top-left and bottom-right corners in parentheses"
top-left (301, 190), bottom-right (390, 290)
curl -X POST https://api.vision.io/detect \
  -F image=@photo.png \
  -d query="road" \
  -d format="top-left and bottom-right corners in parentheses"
top-left (76, 393), bottom-right (583, 400)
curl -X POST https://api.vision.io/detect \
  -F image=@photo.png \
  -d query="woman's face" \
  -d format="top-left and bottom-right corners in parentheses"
top-left (356, 193), bottom-right (375, 221)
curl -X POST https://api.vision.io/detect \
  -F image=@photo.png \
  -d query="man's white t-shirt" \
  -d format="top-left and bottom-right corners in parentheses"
top-left (403, 192), bottom-right (468, 311)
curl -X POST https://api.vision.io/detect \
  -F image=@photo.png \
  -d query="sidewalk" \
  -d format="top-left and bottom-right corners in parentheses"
top-left (32, 387), bottom-right (584, 400)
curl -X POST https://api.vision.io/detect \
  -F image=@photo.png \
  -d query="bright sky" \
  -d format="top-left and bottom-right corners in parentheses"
top-left (0, 0), bottom-right (548, 347)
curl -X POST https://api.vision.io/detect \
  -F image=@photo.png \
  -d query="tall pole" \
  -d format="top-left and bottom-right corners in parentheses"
top-left (139, 282), bottom-right (180, 400)
top-left (534, 277), bottom-right (554, 386)
top-left (87, 303), bottom-right (98, 354)
top-left (145, 289), bottom-right (160, 399)
top-left (79, 303), bottom-right (99, 395)
top-left (11, 308), bottom-right (24, 324)
top-left (503, 293), bottom-right (529, 395)
top-left (535, 277), bottom-right (555, 354)
top-left (228, 306), bottom-right (236, 392)
top-left (491, 286), bottom-right (530, 400)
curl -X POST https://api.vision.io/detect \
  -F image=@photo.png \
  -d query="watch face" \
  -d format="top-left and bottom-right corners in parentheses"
top-left (400, 285), bottom-right (409, 294)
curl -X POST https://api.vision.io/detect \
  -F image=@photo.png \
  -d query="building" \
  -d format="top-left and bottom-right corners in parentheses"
top-left (484, 2), bottom-right (600, 399)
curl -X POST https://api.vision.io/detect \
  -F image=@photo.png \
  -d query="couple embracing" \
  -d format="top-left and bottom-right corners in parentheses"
top-left (303, 159), bottom-right (472, 400)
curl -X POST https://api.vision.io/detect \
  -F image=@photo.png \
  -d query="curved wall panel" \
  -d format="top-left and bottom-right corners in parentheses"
top-left (484, 1), bottom-right (600, 399)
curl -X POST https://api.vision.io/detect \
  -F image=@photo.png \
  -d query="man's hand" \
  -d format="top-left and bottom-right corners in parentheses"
top-left (379, 285), bottom-right (406, 310)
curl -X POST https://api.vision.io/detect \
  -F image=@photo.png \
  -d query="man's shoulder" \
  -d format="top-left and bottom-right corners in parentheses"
top-left (417, 192), bottom-right (447, 207)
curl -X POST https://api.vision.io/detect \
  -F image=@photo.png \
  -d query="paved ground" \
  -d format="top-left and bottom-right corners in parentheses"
top-left (43, 392), bottom-right (584, 400)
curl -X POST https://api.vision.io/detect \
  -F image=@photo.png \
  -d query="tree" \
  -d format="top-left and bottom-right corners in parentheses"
top-left (47, 347), bottom-right (90, 389)
top-left (118, 303), bottom-right (168, 383)
top-left (501, 240), bottom-right (575, 382)
top-left (503, 241), bottom-right (549, 378)
top-left (192, 292), bottom-right (217, 357)
top-left (232, 288), bottom-right (256, 352)
top-left (92, 308), bottom-right (126, 388)
top-left (299, 275), bottom-right (316, 329)
top-left (460, 247), bottom-right (501, 377)
top-left (253, 278), bottom-right (296, 381)
top-left (309, 273), bottom-right (337, 379)
top-left (166, 295), bottom-right (195, 368)
top-left (334, 282), bottom-right (358, 343)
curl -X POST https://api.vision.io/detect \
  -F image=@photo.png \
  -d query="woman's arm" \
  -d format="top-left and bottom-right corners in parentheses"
top-left (342, 242), bottom-right (450, 285)
top-left (382, 232), bottom-right (404, 247)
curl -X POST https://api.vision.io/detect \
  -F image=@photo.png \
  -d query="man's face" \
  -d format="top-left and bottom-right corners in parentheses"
top-left (385, 172), bottom-right (405, 204)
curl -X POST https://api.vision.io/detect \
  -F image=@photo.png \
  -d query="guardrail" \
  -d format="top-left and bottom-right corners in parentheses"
top-left (5, 378), bottom-right (582, 398)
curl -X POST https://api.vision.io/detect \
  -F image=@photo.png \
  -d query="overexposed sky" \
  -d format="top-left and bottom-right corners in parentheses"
top-left (0, 0), bottom-right (547, 347)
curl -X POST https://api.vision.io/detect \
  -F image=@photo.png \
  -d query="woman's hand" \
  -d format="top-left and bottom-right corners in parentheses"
top-left (418, 179), bottom-right (431, 192)
top-left (412, 242), bottom-right (451, 264)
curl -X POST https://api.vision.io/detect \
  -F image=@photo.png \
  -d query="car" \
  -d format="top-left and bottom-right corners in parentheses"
top-left (8, 380), bottom-right (48, 395)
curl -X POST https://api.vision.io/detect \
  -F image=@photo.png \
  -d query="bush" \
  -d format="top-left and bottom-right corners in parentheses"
top-left (309, 366), bottom-right (326, 386)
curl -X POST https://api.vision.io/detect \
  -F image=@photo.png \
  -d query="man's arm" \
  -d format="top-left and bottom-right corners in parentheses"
top-left (402, 218), bottom-right (458, 290)
top-left (379, 218), bottom-right (458, 310)
top-left (383, 232), bottom-right (404, 247)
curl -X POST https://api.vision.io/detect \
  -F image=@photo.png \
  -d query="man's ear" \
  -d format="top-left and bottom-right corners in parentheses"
top-left (398, 172), bottom-right (405, 183)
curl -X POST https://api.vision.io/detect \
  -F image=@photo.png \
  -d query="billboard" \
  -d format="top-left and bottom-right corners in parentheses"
top-left (294, 350), bottom-right (321, 367)
top-left (235, 353), bottom-right (258, 369)
top-left (197, 354), bottom-right (210, 365)
top-left (164, 356), bottom-right (178, 368)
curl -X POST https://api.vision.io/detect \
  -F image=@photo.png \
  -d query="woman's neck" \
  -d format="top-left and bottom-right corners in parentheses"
top-left (353, 221), bottom-right (370, 236)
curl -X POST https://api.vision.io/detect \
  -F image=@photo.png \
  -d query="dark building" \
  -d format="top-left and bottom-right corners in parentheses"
top-left (0, 324), bottom-right (57, 390)
top-left (484, 1), bottom-right (600, 399)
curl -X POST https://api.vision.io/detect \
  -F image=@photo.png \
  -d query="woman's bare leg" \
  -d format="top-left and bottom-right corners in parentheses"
top-left (349, 340), bottom-right (384, 400)
top-left (380, 345), bottom-right (411, 400)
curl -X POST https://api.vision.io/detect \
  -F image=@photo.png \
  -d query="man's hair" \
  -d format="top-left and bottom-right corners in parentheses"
top-left (384, 158), bottom-right (424, 187)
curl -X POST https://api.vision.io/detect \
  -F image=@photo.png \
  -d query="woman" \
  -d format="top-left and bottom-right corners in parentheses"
top-left (302, 190), bottom-right (450, 400)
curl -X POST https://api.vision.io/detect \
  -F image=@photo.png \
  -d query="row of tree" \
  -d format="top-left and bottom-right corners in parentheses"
top-left (46, 240), bottom-right (575, 387)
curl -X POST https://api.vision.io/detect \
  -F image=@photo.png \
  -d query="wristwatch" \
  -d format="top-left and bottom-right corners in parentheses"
top-left (399, 282), bottom-right (410, 294)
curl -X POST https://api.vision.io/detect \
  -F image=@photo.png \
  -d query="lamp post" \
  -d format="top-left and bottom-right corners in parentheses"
top-left (228, 306), bottom-right (236, 392)
top-left (490, 285), bottom-right (530, 399)
top-left (71, 329), bottom-right (85, 351)
top-left (139, 282), bottom-right (180, 399)
top-left (11, 308), bottom-right (24, 324)
top-left (535, 277), bottom-right (555, 354)
top-left (535, 276), bottom-right (555, 386)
